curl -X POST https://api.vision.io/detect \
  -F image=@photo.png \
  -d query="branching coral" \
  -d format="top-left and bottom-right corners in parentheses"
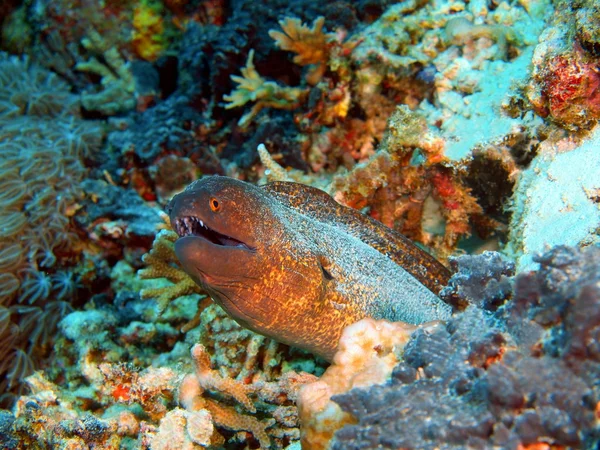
top-left (269, 16), bottom-right (334, 84)
top-left (75, 29), bottom-right (136, 115)
top-left (138, 229), bottom-right (206, 323)
top-left (257, 143), bottom-right (294, 182)
top-left (195, 302), bottom-right (297, 384)
top-left (176, 344), bottom-right (319, 449)
top-left (179, 344), bottom-right (271, 448)
top-left (223, 50), bottom-right (306, 127)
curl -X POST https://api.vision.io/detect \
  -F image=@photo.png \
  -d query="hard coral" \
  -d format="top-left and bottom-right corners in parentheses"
top-left (179, 344), bottom-right (271, 448)
top-left (138, 229), bottom-right (205, 319)
top-left (75, 30), bottom-right (136, 115)
top-left (178, 344), bottom-right (319, 449)
top-left (269, 16), bottom-right (334, 84)
top-left (224, 50), bottom-right (306, 127)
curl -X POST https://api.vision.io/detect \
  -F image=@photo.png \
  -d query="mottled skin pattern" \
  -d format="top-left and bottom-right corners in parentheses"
top-left (168, 176), bottom-right (452, 361)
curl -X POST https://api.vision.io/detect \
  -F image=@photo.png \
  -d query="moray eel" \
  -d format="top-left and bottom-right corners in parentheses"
top-left (167, 176), bottom-right (452, 361)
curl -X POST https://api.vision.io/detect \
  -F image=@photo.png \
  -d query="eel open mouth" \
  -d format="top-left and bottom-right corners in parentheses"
top-left (173, 216), bottom-right (252, 250)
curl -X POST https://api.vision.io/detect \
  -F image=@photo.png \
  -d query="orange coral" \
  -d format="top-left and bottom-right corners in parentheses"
top-left (268, 16), bottom-right (360, 85)
top-left (269, 16), bottom-right (330, 66)
top-left (269, 16), bottom-right (333, 84)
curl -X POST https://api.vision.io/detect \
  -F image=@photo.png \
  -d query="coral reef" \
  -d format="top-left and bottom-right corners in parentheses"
top-left (298, 318), bottom-right (430, 449)
top-left (327, 246), bottom-right (600, 449)
top-left (1, 0), bottom-right (600, 447)
top-left (333, 106), bottom-right (483, 257)
top-left (138, 229), bottom-right (205, 318)
top-left (1, 287), bottom-right (323, 449)
top-left (75, 29), bottom-right (137, 116)
top-left (0, 53), bottom-right (104, 403)
top-left (506, 126), bottom-right (600, 271)
top-left (526, 0), bottom-right (600, 130)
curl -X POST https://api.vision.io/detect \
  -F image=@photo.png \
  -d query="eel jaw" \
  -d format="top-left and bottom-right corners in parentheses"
top-left (173, 215), bottom-right (253, 250)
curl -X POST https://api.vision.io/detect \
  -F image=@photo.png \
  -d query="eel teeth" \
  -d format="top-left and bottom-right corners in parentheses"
top-left (173, 216), bottom-right (251, 250)
top-left (176, 216), bottom-right (209, 237)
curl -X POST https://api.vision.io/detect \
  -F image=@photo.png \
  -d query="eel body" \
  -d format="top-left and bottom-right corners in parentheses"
top-left (168, 176), bottom-right (452, 361)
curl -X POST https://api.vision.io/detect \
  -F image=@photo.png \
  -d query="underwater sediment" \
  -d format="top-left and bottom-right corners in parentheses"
top-left (0, 0), bottom-right (599, 448)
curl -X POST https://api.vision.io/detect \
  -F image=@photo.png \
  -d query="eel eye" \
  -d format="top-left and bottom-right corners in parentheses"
top-left (209, 197), bottom-right (220, 212)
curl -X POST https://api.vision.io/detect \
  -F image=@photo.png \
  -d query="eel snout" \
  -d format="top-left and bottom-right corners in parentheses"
top-left (172, 215), bottom-right (253, 250)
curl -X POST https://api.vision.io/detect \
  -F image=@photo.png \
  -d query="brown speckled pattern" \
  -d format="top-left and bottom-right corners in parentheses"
top-left (264, 182), bottom-right (452, 295)
top-left (169, 176), bottom-right (452, 361)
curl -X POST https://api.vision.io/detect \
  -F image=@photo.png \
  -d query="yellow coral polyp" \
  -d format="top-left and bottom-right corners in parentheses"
top-left (132, 6), bottom-right (165, 62)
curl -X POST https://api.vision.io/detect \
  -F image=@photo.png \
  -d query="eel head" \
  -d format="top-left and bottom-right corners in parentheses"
top-left (167, 176), bottom-right (265, 323)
